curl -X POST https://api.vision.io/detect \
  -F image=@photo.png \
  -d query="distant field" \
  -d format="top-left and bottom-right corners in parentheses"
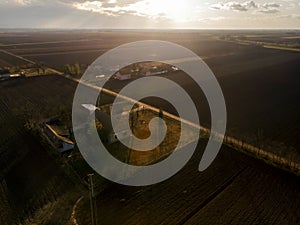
top-left (0, 31), bottom-right (237, 69)
top-left (0, 51), bottom-right (28, 67)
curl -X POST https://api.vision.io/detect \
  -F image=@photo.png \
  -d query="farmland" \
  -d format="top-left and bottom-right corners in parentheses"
top-left (76, 142), bottom-right (300, 225)
top-left (0, 76), bottom-right (83, 224)
top-left (0, 30), bottom-right (300, 224)
top-left (0, 50), bottom-right (29, 67)
top-left (69, 76), bottom-right (300, 224)
top-left (1, 30), bottom-right (300, 160)
top-left (0, 74), bottom-right (298, 224)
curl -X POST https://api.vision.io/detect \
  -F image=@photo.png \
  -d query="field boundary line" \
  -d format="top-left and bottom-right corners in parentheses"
top-left (216, 37), bottom-right (300, 53)
top-left (0, 49), bottom-right (36, 64)
top-left (0, 38), bottom-right (104, 47)
top-left (0, 49), bottom-right (64, 75)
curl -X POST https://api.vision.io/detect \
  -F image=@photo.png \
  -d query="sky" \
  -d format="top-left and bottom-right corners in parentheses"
top-left (0, 0), bottom-right (299, 29)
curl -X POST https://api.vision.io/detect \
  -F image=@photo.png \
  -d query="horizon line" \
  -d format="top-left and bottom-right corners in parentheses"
top-left (0, 28), bottom-right (300, 31)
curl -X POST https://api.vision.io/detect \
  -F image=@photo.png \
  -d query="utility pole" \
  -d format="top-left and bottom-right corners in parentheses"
top-left (127, 112), bottom-right (135, 164)
top-left (88, 174), bottom-right (97, 225)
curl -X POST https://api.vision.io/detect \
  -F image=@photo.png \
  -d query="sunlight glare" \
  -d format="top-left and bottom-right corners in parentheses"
top-left (131, 0), bottom-right (191, 22)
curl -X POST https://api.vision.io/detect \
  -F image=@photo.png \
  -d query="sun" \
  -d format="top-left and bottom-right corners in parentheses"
top-left (151, 0), bottom-right (189, 21)
top-left (130, 0), bottom-right (191, 22)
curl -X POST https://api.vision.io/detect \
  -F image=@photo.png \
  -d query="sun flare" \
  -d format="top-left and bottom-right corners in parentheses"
top-left (74, 0), bottom-right (197, 22)
top-left (137, 0), bottom-right (191, 22)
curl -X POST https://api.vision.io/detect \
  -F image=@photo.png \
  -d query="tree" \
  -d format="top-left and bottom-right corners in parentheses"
top-left (158, 108), bottom-right (164, 118)
top-left (64, 64), bottom-right (74, 75)
top-left (63, 64), bottom-right (70, 75)
top-left (74, 63), bottom-right (81, 76)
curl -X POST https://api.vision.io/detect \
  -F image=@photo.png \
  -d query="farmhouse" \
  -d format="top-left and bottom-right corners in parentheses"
top-left (115, 71), bottom-right (131, 80)
top-left (95, 108), bottom-right (131, 144)
top-left (43, 118), bottom-right (74, 152)
top-left (144, 70), bottom-right (168, 76)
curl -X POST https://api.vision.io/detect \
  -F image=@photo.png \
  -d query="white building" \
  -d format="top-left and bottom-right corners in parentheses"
top-left (115, 72), bottom-right (131, 81)
top-left (43, 119), bottom-right (74, 153)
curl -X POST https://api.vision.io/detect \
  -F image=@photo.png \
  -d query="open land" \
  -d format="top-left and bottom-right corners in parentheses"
top-left (1, 30), bottom-right (299, 157)
top-left (0, 30), bottom-right (299, 224)
top-left (0, 75), bottom-right (299, 224)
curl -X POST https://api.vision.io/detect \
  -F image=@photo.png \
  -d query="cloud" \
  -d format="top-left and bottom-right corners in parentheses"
top-left (0, 0), bottom-right (37, 6)
top-left (262, 3), bottom-right (280, 8)
top-left (0, 0), bottom-right (164, 29)
top-left (211, 1), bottom-right (280, 13)
top-left (72, 0), bottom-right (167, 20)
top-left (14, 0), bottom-right (33, 5)
top-left (198, 16), bottom-right (226, 22)
top-left (1, 0), bottom-right (141, 8)
top-left (72, 0), bottom-right (191, 21)
top-left (278, 13), bottom-right (300, 19)
top-left (258, 9), bottom-right (280, 14)
top-left (210, 1), bottom-right (258, 11)
top-left (99, 0), bottom-right (141, 7)
top-left (258, 3), bottom-right (280, 14)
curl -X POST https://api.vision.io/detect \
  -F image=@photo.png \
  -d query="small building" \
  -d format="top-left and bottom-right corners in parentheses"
top-left (171, 66), bottom-right (179, 71)
top-left (144, 70), bottom-right (168, 76)
top-left (43, 118), bottom-right (74, 153)
top-left (10, 74), bottom-right (22, 78)
top-left (115, 71), bottom-right (131, 81)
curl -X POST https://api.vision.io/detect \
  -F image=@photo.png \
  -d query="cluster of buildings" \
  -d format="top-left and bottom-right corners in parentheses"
top-left (81, 103), bottom-right (143, 145)
top-left (42, 102), bottom-right (140, 153)
top-left (114, 64), bottom-right (179, 81)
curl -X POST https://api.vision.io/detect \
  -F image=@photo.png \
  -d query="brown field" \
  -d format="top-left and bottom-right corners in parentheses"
top-left (1, 31), bottom-right (299, 158)
top-left (76, 141), bottom-right (300, 225)
top-left (0, 76), bottom-right (82, 224)
top-left (0, 75), bottom-right (298, 224)
top-left (0, 51), bottom-right (29, 67)
top-left (0, 30), bottom-right (300, 224)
